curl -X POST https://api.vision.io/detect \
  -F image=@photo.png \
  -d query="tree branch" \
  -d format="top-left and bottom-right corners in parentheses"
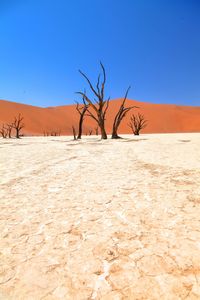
top-left (79, 70), bottom-right (99, 99)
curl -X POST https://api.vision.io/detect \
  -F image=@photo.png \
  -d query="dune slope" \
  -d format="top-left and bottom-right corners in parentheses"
top-left (0, 99), bottom-right (200, 135)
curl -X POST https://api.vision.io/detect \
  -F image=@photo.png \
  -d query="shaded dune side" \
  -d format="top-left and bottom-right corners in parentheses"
top-left (0, 99), bottom-right (200, 135)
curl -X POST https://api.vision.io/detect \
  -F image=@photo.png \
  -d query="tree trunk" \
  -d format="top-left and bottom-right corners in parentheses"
top-left (72, 126), bottom-right (77, 140)
top-left (77, 113), bottom-right (84, 139)
top-left (112, 132), bottom-right (121, 139)
top-left (111, 87), bottom-right (134, 139)
top-left (111, 124), bottom-right (121, 139)
top-left (16, 129), bottom-right (20, 138)
top-left (7, 126), bottom-right (12, 138)
top-left (99, 119), bottom-right (107, 139)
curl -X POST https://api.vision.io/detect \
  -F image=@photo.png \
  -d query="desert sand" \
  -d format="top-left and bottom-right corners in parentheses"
top-left (1, 99), bottom-right (200, 136)
top-left (0, 133), bottom-right (200, 299)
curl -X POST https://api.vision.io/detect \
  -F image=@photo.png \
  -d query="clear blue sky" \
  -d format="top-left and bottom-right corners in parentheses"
top-left (0, 0), bottom-right (199, 107)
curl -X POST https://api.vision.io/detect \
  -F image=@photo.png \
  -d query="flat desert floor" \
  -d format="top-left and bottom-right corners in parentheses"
top-left (0, 133), bottom-right (200, 300)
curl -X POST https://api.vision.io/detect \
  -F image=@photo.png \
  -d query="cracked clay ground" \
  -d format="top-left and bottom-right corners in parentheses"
top-left (0, 133), bottom-right (200, 300)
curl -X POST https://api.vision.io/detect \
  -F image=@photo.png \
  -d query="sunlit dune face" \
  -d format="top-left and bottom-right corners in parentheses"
top-left (0, 99), bottom-right (200, 136)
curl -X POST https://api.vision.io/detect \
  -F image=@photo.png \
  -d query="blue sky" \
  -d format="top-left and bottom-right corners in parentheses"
top-left (0, 0), bottom-right (199, 107)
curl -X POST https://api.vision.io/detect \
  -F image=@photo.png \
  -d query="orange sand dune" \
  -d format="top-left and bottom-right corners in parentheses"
top-left (0, 99), bottom-right (200, 135)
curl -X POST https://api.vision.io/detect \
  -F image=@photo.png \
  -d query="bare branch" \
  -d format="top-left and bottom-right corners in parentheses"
top-left (77, 62), bottom-right (109, 139)
top-left (85, 107), bottom-right (99, 123)
top-left (6, 123), bottom-right (13, 138)
top-left (75, 95), bottom-right (90, 139)
top-left (112, 87), bottom-right (137, 138)
top-left (12, 113), bottom-right (25, 138)
top-left (128, 113), bottom-right (148, 135)
top-left (103, 97), bottom-right (110, 118)
top-left (76, 92), bottom-right (98, 113)
top-left (96, 74), bottom-right (101, 95)
top-left (0, 124), bottom-right (8, 138)
top-left (75, 101), bottom-right (82, 115)
top-left (79, 70), bottom-right (99, 99)
top-left (100, 61), bottom-right (106, 100)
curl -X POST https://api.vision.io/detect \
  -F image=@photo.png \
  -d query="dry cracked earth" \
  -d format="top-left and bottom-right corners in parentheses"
top-left (0, 133), bottom-right (200, 299)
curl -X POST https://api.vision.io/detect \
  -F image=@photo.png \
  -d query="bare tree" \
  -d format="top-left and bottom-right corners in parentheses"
top-left (0, 124), bottom-right (8, 138)
top-left (75, 99), bottom-right (89, 139)
top-left (50, 130), bottom-right (61, 136)
top-left (13, 114), bottom-right (25, 138)
top-left (95, 126), bottom-right (99, 136)
top-left (112, 87), bottom-right (138, 139)
top-left (72, 126), bottom-right (77, 140)
top-left (77, 62), bottom-right (110, 139)
top-left (6, 123), bottom-right (13, 138)
top-left (51, 131), bottom-right (56, 136)
top-left (43, 131), bottom-right (50, 136)
top-left (128, 113), bottom-right (147, 135)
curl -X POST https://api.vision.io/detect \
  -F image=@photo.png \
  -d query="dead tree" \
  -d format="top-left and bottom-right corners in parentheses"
top-left (112, 87), bottom-right (138, 139)
top-left (72, 126), bottom-right (77, 140)
top-left (51, 131), bottom-right (56, 136)
top-left (128, 113), bottom-right (147, 135)
top-left (75, 99), bottom-right (89, 139)
top-left (43, 131), bottom-right (50, 136)
top-left (6, 124), bottom-right (13, 138)
top-left (77, 62), bottom-right (110, 139)
top-left (95, 127), bottom-right (99, 136)
top-left (13, 114), bottom-right (25, 138)
top-left (0, 124), bottom-right (8, 138)
top-left (50, 131), bottom-right (59, 136)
